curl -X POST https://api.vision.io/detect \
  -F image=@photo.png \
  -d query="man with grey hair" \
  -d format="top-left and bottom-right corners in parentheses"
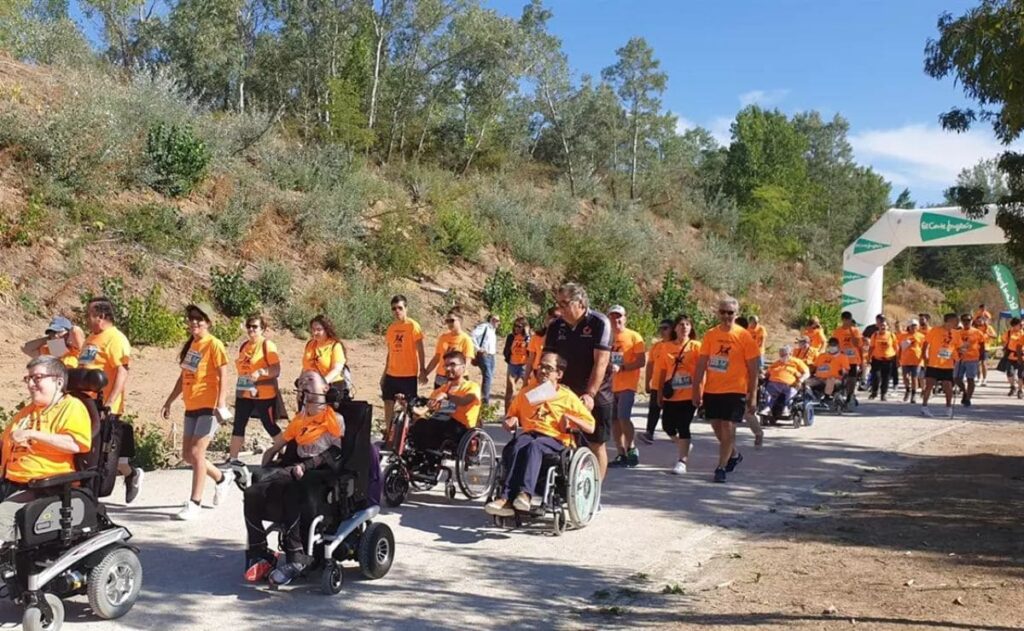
top-left (693, 296), bottom-right (761, 483)
top-left (761, 345), bottom-right (810, 416)
top-left (544, 282), bottom-right (613, 480)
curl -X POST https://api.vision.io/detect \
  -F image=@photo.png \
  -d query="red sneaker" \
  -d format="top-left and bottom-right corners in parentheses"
top-left (244, 558), bottom-right (274, 583)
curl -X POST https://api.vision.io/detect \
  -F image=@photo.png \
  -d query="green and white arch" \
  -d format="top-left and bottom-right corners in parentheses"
top-left (842, 206), bottom-right (1005, 325)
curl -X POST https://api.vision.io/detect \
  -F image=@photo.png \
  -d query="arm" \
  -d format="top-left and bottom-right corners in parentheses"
top-left (68, 326), bottom-right (85, 352)
top-left (693, 356), bottom-right (709, 407)
top-left (416, 339), bottom-right (428, 383)
top-left (107, 365), bottom-right (129, 410)
top-left (746, 358), bottom-right (759, 411)
top-left (423, 352), bottom-right (440, 377)
top-left (445, 390), bottom-right (479, 407)
top-left (582, 349), bottom-right (610, 409)
top-left (13, 430), bottom-right (84, 454)
top-left (562, 412), bottom-right (595, 435)
top-left (161, 375), bottom-right (183, 419)
top-left (622, 351), bottom-right (646, 372)
top-left (261, 433), bottom-right (287, 466)
top-left (644, 348), bottom-right (656, 393)
top-left (20, 336), bottom-right (47, 358)
top-left (216, 363), bottom-right (229, 409)
top-left (652, 363), bottom-right (666, 406)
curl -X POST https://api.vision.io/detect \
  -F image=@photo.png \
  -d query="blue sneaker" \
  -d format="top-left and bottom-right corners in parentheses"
top-left (626, 448), bottom-right (639, 468)
top-left (725, 451), bottom-right (743, 473)
top-left (713, 467), bottom-right (727, 483)
top-left (610, 454), bottom-right (628, 468)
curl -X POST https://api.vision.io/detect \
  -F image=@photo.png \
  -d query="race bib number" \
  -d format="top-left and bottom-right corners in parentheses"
top-left (236, 376), bottom-right (255, 392)
top-left (79, 345), bottom-right (99, 363)
top-left (937, 348), bottom-right (953, 360)
top-left (438, 400), bottom-right (457, 415)
top-left (709, 356), bottom-right (729, 373)
top-left (843, 348), bottom-right (856, 358)
top-left (818, 364), bottom-right (832, 375)
top-left (181, 350), bottom-right (202, 373)
top-left (671, 373), bottom-right (692, 388)
top-left (611, 352), bottom-right (624, 367)
top-left (900, 340), bottom-right (911, 350)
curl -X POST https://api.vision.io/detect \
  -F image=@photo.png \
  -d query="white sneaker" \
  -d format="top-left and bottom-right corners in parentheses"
top-left (214, 469), bottom-right (235, 506)
top-left (920, 406), bottom-right (934, 418)
top-left (946, 406), bottom-right (954, 419)
top-left (672, 460), bottom-right (687, 475)
top-left (174, 501), bottom-right (200, 521)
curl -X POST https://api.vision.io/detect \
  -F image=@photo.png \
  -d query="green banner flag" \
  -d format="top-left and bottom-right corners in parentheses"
top-left (992, 264), bottom-right (1021, 318)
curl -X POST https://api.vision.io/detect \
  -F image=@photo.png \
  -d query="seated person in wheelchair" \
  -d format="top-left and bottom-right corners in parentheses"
top-left (485, 352), bottom-right (594, 517)
top-left (760, 346), bottom-right (810, 416)
top-left (407, 350), bottom-right (481, 451)
top-left (0, 356), bottom-right (91, 545)
top-left (807, 337), bottom-right (850, 398)
top-left (240, 371), bottom-right (345, 585)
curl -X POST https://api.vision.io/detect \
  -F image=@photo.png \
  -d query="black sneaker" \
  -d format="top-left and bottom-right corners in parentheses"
top-left (125, 467), bottom-right (144, 504)
top-left (269, 560), bottom-right (309, 586)
top-left (626, 448), bottom-right (640, 468)
top-left (713, 468), bottom-right (727, 483)
top-left (725, 451), bottom-right (743, 473)
top-left (610, 454), bottom-right (628, 468)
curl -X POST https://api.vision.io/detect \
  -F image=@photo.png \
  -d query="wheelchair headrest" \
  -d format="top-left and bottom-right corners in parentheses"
top-left (66, 368), bottom-right (108, 395)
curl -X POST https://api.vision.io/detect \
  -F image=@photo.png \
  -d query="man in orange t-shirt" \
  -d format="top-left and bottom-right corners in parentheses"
top-left (381, 294), bottom-right (427, 428)
top-left (866, 318), bottom-right (898, 401)
top-left (694, 297), bottom-right (761, 483)
top-left (607, 305), bottom-right (647, 469)
top-left (920, 313), bottom-right (961, 418)
top-left (897, 320), bottom-right (926, 404)
top-left (955, 314), bottom-right (987, 407)
top-left (831, 311), bottom-right (864, 410)
top-left (410, 350), bottom-right (481, 451)
top-left (762, 346), bottom-right (810, 416)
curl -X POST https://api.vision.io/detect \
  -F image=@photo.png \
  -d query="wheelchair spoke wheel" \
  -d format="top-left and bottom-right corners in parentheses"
top-left (455, 430), bottom-right (497, 500)
top-left (358, 522), bottom-right (395, 580)
top-left (566, 449), bottom-right (601, 528)
top-left (383, 463), bottom-right (410, 507)
top-left (88, 547), bottom-right (142, 620)
top-left (23, 593), bottom-right (64, 631)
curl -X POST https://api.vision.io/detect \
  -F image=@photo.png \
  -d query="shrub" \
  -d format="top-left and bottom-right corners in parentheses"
top-left (320, 276), bottom-right (393, 339)
top-left (797, 299), bottom-right (842, 331)
top-left (278, 301), bottom-right (315, 339)
top-left (213, 188), bottom-right (258, 245)
top-left (210, 266), bottom-right (262, 318)
top-left (367, 215), bottom-right (439, 278)
top-left (255, 261), bottom-right (292, 306)
top-left (651, 270), bottom-right (713, 334)
top-left (431, 206), bottom-right (485, 261)
top-left (124, 414), bottom-right (176, 471)
top-left (691, 235), bottom-right (764, 295)
top-left (122, 204), bottom-right (204, 256)
top-left (471, 186), bottom-right (574, 267)
top-left (208, 426), bottom-right (233, 454)
top-left (211, 317), bottom-right (243, 343)
top-left (83, 278), bottom-right (184, 347)
top-left (483, 269), bottom-right (531, 335)
top-left (145, 123), bottom-right (210, 197)
top-left (262, 143), bottom-right (354, 193)
top-left (1, 194), bottom-right (50, 246)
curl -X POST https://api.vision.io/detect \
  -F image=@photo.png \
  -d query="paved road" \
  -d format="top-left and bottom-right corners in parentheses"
top-left (1, 387), bottom-right (1016, 630)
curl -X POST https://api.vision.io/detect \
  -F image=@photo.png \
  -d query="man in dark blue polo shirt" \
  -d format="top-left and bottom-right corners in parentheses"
top-left (544, 282), bottom-right (612, 479)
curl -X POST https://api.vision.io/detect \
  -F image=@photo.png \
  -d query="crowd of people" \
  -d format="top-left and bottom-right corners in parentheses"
top-left (1, 282), bottom-right (1017, 580)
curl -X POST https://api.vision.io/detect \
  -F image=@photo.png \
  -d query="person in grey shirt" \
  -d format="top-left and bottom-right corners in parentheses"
top-left (470, 315), bottom-right (501, 403)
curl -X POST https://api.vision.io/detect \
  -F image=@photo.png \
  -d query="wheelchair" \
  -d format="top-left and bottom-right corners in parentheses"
top-left (381, 394), bottom-right (496, 507)
top-left (756, 379), bottom-right (813, 428)
top-left (805, 378), bottom-right (848, 415)
top-left (0, 368), bottom-right (141, 631)
top-left (485, 431), bottom-right (601, 536)
top-left (243, 399), bottom-right (395, 595)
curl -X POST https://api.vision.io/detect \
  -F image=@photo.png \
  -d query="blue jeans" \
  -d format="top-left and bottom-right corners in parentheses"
top-left (480, 354), bottom-right (495, 404)
top-left (501, 433), bottom-right (564, 499)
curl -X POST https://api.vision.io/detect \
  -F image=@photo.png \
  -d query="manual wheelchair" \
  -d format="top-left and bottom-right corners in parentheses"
top-left (381, 394), bottom-right (497, 506)
top-left (1, 368), bottom-right (141, 631)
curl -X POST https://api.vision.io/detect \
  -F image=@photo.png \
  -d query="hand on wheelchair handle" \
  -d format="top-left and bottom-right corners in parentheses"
top-left (290, 464), bottom-right (305, 480)
top-left (502, 416), bottom-right (519, 432)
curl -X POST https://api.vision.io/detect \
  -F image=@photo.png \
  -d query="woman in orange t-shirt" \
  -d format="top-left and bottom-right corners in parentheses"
top-left (502, 316), bottom-right (532, 410)
top-left (229, 315), bottom-right (283, 463)
top-left (161, 303), bottom-right (233, 521)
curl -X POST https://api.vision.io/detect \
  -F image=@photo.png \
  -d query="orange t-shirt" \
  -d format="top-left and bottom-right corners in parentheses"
top-left (1005, 328), bottom-right (1024, 361)
top-left (181, 334), bottom-right (228, 411)
top-left (698, 325), bottom-right (761, 395)
top-left (653, 340), bottom-right (702, 402)
top-left (748, 324), bottom-right (767, 353)
top-left (527, 334), bottom-right (546, 371)
top-left (236, 337), bottom-right (281, 400)
top-left (507, 334), bottom-right (530, 365)
top-left (868, 331), bottom-right (897, 360)
top-left (832, 325), bottom-right (864, 366)
top-left (793, 346), bottom-right (819, 364)
top-left (2, 396), bottom-right (92, 484)
top-left (507, 384), bottom-right (595, 447)
top-left (924, 327), bottom-right (960, 369)
top-left (898, 331), bottom-right (925, 366)
top-left (385, 319), bottom-right (424, 378)
top-left (427, 377), bottom-right (482, 428)
top-left (283, 406), bottom-right (343, 457)
top-left (302, 338), bottom-right (346, 382)
top-left (647, 340), bottom-right (672, 389)
top-left (78, 326), bottom-right (132, 415)
top-left (812, 352), bottom-right (849, 379)
top-left (767, 357), bottom-right (809, 386)
top-left (957, 327), bottom-right (987, 362)
top-left (803, 326), bottom-right (827, 352)
top-left (610, 328), bottom-right (646, 393)
top-left (433, 330), bottom-right (476, 370)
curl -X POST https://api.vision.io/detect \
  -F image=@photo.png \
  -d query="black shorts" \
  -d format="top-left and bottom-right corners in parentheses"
top-left (232, 397), bottom-right (283, 438)
top-left (702, 393), bottom-right (746, 423)
top-left (924, 367), bottom-right (954, 383)
top-left (585, 402), bottom-right (613, 445)
top-left (661, 400), bottom-right (697, 438)
top-left (110, 415), bottom-right (136, 460)
top-left (382, 375), bottom-right (418, 401)
top-left (847, 364), bottom-right (862, 380)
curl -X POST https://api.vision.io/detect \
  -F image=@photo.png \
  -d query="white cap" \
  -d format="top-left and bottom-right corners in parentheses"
top-left (608, 305), bottom-right (626, 316)
top-left (908, 318), bottom-right (919, 327)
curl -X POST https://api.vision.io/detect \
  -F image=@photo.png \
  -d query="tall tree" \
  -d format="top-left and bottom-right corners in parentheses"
top-left (80, 0), bottom-right (157, 72)
top-left (601, 37), bottom-right (667, 200)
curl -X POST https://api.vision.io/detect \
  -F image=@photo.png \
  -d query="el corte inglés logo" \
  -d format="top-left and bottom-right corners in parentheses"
top-left (919, 212), bottom-right (986, 242)
top-left (853, 238), bottom-right (887, 254)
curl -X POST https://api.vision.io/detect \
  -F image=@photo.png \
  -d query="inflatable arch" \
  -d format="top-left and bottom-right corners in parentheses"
top-left (841, 205), bottom-right (1005, 326)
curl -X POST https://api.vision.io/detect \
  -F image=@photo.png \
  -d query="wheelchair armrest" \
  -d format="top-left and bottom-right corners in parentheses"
top-left (27, 470), bottom-right (98, 490)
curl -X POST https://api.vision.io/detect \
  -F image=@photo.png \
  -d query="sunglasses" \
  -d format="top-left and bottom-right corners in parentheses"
top-left (444, 362), bottom-right (463, 370)
top-left (719, 310), bottom-right (735, 316)
top-left (24, 374), bottom-right (56, 385)
top-left (444, 319), bottom-right (456, 324)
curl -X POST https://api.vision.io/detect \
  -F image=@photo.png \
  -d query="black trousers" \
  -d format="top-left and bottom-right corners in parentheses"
top-left (409, 417), bottom-right (466, 451)
top-left (870, 358), bottom-right (894, 396)
top-left (645, 395), bottom-right (662, 435)
top-left (243, 467), bottom-right (333, 563)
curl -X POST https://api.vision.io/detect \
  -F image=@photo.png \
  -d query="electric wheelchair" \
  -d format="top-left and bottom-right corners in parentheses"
top-left (381, 394), bottom-right (496, 506)
top-left (239, 398), bottom-right (394, 595)
top-left (485, 430), bottom-right (601, 536)
top-left (756, 379), bottom-right (813, 428)
top-left (1, 368), bottom-right (141, 631)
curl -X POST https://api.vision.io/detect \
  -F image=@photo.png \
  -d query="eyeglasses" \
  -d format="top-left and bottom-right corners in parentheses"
top-left (719, 310), bottom-right (735, 316)
top-left (444, 319), bottom-right (455, 325)
top-left (23, 374), bottom-right (56, 385)
top-left (246, 324), bottom-right (261, 330)
top-left (443, 362), bottom-right (463, 370)
top-left (537, 364), bottom-right (558, 373)
top-left (187, 314), bottom-right (206, 323)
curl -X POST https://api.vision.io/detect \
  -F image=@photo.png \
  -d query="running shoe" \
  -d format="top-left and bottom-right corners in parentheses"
top-left (174, 500), bottom-right (201, 521)
top-left (485, 499), bottom-right (514, 517)
top-left (880, 394), bottom-right (887, 402)
top-left (610, 454), bottom-right (628, 468)
top-left (638, 431), bottom-right (654, 445)
top-left (512, 492), bottom-right (531, 512)
top-left (713, 468), bottom-right (727, 483)
top-left (672, 460), bottom-right (687, 475)
top-left (626, 448), bottom-right (640, 468)
top-left (125, 467), bottom-right (144, 504)
top-left (903, 391), bottom-right (910, 402)
top-left (214, 469), bottom-right (235, 506)
top-left (725, 451), bottom-right (743, 473)
top-left (269, 561), bottom-right (308, 586)
top-left (244, 554), bottom-right (275, 582)
top-left (920, 406), bottom-right (934, 418)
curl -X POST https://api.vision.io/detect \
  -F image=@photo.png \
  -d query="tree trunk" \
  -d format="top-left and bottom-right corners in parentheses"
top-left (462, 120), bottom-right (489, 175)
top-left (630, 106), bottom-right (640, 200)
top-left (542, 84), bottom-right (576, 197)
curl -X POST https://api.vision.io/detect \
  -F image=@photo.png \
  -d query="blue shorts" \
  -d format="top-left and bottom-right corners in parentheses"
top-left (956, 361), bottom-right (979, 381)
top-left (901, 365), bottom-right (921, 378)
top-left (613, 391), bottom-right (636, 421)
top-left (507, 364), bottom-right (527, 380)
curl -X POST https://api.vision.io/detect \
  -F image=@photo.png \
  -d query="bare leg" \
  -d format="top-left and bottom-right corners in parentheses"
top-left (186, 434), bottom-right (221, 503)
top-left (229, 435), bottom-right (244, 461)
top-left (588, 442), bottom-right (608, 480)
top-left (711, 420), bottom-right (734, 468)
top-left (921, 378), bottom-right (935, 406)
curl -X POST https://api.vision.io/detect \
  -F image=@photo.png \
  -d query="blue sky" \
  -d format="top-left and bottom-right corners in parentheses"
top-left (70, 0), bottom-right (994, 203)
top-left (487, 0), bottom-right (995, 204)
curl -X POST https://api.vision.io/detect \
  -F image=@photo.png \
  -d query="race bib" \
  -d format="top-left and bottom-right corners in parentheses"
top-left (438, 400), bottom-right (457, 415)
top-left (611, 352), bottom-right (624, 367)
top-left (181, 350), bottom-right (202, 373)
top-left (47, 338), bottom-right (69, 358)
top-left (937, 348), bottom-right (953, 360)
top-left (236, 376), bottom-right (255, 392)
top-left (671, 373), bottom-right (692, 388)
top-left (709, 356), bottom-right (729, 373)
top-left (818, 364), bottom-right (832, 375)
top-left (79, 345), bottom-right (99, 363)
top-left (900, 340), bottom-right (911, 350)
top-left (843, 348), bottom-right (856, 358)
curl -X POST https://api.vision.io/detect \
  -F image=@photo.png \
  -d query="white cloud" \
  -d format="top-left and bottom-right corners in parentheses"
top-left (672, 112), bottom-right (697, 135)
top-left (738, 88), bottom-right (790, 108)
top-left (709, 116), bottom-right (733, 147)
top-left (850, 124), bottom-right (1014, 193)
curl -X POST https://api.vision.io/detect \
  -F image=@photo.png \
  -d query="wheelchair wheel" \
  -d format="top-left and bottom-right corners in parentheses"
top-left (320, 560), bottom-right (344, 595)
top-left (792, 406), bottom-right (803, 428)
top-left (88, 547), bottom-right (142, 620)
top-left (22, 593), bottom-right (64, 631)
top-left (550, 510), bottom-right (566, 537)
top-left (383, 463), bottom-right (410, 507)
top-left (455, 429), bottom-right (497, 500)
top-left (358, 522), bottom-right (395, 580)
top-left (566, 449), bottom-right (601, 529)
